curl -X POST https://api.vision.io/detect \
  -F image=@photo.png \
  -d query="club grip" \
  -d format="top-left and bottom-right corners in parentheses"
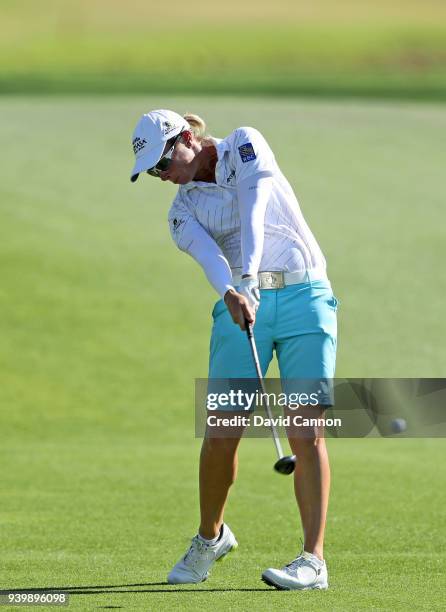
top-left (245, 319), bottom-right (254, 339)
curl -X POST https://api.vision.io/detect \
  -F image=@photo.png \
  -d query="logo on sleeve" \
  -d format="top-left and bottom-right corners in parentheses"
top-left (171, 217), bottom-right (185, 233)
top-left (238, 142), bottom-right (256, 163)
top-left (226, 170), bottom-right (236, 184)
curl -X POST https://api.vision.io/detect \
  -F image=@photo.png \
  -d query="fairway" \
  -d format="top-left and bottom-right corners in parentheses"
top-left (1, 97), bottom-right (445, 610)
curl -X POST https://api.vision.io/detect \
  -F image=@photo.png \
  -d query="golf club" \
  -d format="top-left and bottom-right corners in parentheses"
top-left (245, 320), bottom-right (296, 475)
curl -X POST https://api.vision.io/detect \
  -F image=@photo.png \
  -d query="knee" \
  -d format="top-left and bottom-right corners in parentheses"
top-left (288, 434), bottom-right (326, 457)
top-left (202, 437), bottom-right (239, 458)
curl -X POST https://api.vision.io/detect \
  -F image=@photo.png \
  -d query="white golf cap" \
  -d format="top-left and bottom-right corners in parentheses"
top-left (130, 109), bottom-right (190, 182)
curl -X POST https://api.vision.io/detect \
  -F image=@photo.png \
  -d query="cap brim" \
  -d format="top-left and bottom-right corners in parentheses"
top-left (130, 140), bottom-right (165, 183)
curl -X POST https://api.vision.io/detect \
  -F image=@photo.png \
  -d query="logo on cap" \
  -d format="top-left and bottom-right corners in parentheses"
top-left (163, 121), bottom-right (178, 136)
top-left (133, 137), bottom-right (147, 155)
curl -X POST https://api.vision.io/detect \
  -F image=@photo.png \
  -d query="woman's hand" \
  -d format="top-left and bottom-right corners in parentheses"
top-left (224, 288), bottom-right (255, 331)
top-left (239, 275), bottom-right (260, 311)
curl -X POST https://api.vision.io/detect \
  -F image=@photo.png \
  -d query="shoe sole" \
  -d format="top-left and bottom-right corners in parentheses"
top-left (262, 575), bottom-right (328, 591)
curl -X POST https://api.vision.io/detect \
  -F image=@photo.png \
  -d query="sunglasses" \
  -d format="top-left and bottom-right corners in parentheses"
top-left (147, 132), bottom-right (183, 177)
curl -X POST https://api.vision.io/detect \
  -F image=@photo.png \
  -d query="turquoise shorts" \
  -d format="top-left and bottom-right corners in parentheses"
top-left (208, 280), bottom-right (338, 405)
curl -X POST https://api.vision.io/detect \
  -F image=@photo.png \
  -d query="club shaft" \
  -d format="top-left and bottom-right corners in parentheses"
top-left (246, 324), bottom-right (284, 459)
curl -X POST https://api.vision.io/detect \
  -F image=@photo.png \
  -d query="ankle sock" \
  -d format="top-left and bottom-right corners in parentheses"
top-left (198, 533), bottom-right (219, 546)
top-left (198, 525), bottom-right (223, 546)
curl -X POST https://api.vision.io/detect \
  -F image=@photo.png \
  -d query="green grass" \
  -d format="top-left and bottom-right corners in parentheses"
top-left (0, 1), bottom-right (446, 98)
top-left (1, 96), bottom-right (446, 609)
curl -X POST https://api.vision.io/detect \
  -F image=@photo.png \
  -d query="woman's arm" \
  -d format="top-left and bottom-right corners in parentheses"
top-left (170, 210), bottom-right (234, 298)
top-left (237, 174), bottom-right (273, 309)
top-left (238, 174), bottom-right (273, 277)
top-left (231, 126), bottom-right (276, 310)
top-left (169, 210), bottom-right (255, 328)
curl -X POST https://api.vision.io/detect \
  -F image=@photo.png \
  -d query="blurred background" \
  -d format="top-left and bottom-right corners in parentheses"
top-left (1, 1), bottom-right (445, 609)
top-left (1, 0), bottom-right (446, 98)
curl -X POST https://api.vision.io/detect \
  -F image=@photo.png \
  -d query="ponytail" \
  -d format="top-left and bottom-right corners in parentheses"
top-left (183, 113), bottom-right (207, 140)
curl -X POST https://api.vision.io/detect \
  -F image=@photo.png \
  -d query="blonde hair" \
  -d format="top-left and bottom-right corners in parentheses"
top-left (184, 113), bottom-right (211, 143)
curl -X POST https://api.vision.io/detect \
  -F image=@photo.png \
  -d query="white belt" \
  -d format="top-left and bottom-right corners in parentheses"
top-left (232, 267), bottom-right (328, 290)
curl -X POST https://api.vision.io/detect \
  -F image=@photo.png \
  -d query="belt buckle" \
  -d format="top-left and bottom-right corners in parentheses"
top-left (259, 271), bottom-right (285, 289)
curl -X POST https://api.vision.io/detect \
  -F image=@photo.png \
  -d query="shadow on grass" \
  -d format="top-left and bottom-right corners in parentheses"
top-left (0, 582), bottom-right (272, 595)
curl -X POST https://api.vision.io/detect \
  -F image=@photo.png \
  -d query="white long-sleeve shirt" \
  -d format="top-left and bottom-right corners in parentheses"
top-left (168, 126), bottom-right (326, 297)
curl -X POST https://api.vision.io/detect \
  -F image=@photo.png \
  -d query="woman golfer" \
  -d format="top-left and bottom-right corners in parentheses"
top-left (130, 110), bottom-right (338, 591)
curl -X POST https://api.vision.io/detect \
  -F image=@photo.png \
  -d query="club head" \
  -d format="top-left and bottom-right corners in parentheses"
top-left (274, 455), bottom-right (296, 475)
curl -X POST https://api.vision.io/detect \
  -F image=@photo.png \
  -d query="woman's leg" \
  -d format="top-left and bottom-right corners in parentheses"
top-left (167, 422), bottom-right (243, 585)
top-left (199, 430), bottom-right (243, 539)
top-left (275, 283), bottom-right (337, 562)
top-left (286, 406), bottom-right (330, 560)
top-left (204, 294), bottom-right (274, 539)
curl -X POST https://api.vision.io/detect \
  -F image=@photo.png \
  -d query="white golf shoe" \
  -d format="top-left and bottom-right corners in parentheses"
top-left (167, 523), bottom-right (238, 584)
top-left (262, 551), bottom-right (328, 590)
